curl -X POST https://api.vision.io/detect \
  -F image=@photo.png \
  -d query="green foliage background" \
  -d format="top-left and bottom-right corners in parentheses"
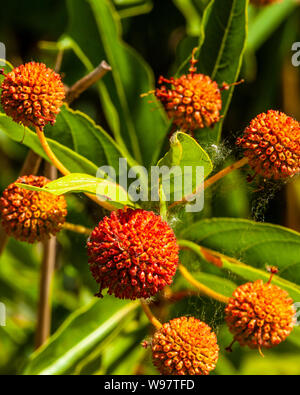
top-left (0, 0), bottom-right (300, 375)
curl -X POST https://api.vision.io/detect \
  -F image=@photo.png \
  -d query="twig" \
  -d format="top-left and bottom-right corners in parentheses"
top-left (55, 50), bottom-right (64, 74)
top-left (35, 163), bottom-right (57, 349)
top-left (35, 126), bottom-right (116, 211)
top-left (65, 61), bottom-right (112, 104)
top-left (178, 264), bottom-right (229, 304)
top-left (20, 150), bottom-right (42, 176)
top-left (169, 157), bottom-right (249, 210)
top-left (140, 300), bottom-right (162, 330)
top-left (63, 222), bottom-right (93, 236)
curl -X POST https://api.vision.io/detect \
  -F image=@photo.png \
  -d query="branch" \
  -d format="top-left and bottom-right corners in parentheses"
top-left (169, 157), bottom-right (249, 210)
top-left (63, 222), bottom-right (93, 236)
top-left (65, 61), bottom-right (112, 104)
top-left (35, 163), bottom-right (57, 349)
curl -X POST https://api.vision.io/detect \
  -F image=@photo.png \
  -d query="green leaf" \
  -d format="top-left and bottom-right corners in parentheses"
top-left (65, 0), bottom-right (168, 166)
top-left (173, 0), bottom-right (205, 36)
top-left (16, 173), bottom-right (136, 209)
top-left (157, 132), bottom-right (213, 203)
top-left (23, 298), bottom-right (139, 375)
top-left (220, 259), bottom-right (300, 303)
top-left (113, 0), bottom-right (153, 18)
top-left (0, 113), bottom-right (98, 175)
top-left (178, 239), bottom-right (300, 302)
top-left (0, 103), bottom-right (140, 181)
top-left (192, 0), bottom-right (248, 143)
top-left (176, 0), bottom-right (214, 74)
top-left (179, 218), bottom-right (300, 296)
top-left (247, 0), bottom-right (298, 52)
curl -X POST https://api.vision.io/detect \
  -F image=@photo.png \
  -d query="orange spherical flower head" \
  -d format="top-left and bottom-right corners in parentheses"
top-left (87, 208), bottom-right (179, 300)
top-left (250, 0), bottom-right (282, 6)
top-left (225, 268), bottom-right (296, 354)
top-left (236, 110), bottom-right (300, 180)
top-left (1, 62), bottom-right (65, 128)
top-left (154, 49), bottom-right (222, 132)
top-left (0, 175), bottom-right (67, 243)
top-left (151, 317), bottom-right (219, 375)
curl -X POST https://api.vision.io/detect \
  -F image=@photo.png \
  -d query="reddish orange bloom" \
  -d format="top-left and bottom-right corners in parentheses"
top-left (152, 317), bottom-right (219, 375)
top-left (1, 62), bottom-right (65, 128)
top-left (236, 110), bottom-right (300, 179)
top-left (251, 0), bottom-right (282, 6)
top-left (87, 208), bottom-right (179, 300)
top-left (225, 271), bottom-right (295, 352)
top-left (0, 175), bottom-right (67, 243)
top-left (154, 50), bottom-right (222, 132)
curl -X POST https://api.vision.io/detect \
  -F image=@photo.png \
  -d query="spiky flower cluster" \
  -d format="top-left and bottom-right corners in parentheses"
top-left (87, 208), bottom-right (179, 300)
top-left (151, 316), bottom-right (219, 375)
top-left (236, 110), bottom-right (300, 179)
top-left (225, 278), bottom-right (295, 351)
top-left (1, 62), bottom-right (65, 128)
top-left (155, 51), bottom-right (222, 132)
top-left (0, 175), bottom-right (67, 243)
top-left (250, 0), bottom-right (282, 6)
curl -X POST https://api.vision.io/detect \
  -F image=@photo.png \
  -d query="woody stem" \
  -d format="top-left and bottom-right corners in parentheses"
top-left (178, 264), bottom-right (229, 304)
top-left (140, 301), bottom-right (162, 330)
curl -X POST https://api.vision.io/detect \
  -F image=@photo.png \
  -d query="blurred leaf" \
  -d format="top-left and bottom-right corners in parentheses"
top-left (100, 324), bottom-right (148, 374)
top-left (192, 0), bottom-right (248, 143)
top-left (113, 0), bottom-right (153, 18)
top-left (176, 269), bottom-right (237, 298)
top-left (176, 0), bottom-right (214, 73)
top-left (65, 0), bottom-right (168, 166)
top-left (23, 298), bottom-right (139, 375)
top-left (247, 0), bottom-right (298, 52)
top-left (45, 104), bottom-right (137, 176)
top-left (157, 132), bottom-right (213, 202)
top-left (173, 0), bottom-right (204, 36)
top-left (17, 173), bottom-right (135, 208)
top-left (179, 218), bottom-right (300, 299)
top-left (287, 326), bottom-right (300, 349)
